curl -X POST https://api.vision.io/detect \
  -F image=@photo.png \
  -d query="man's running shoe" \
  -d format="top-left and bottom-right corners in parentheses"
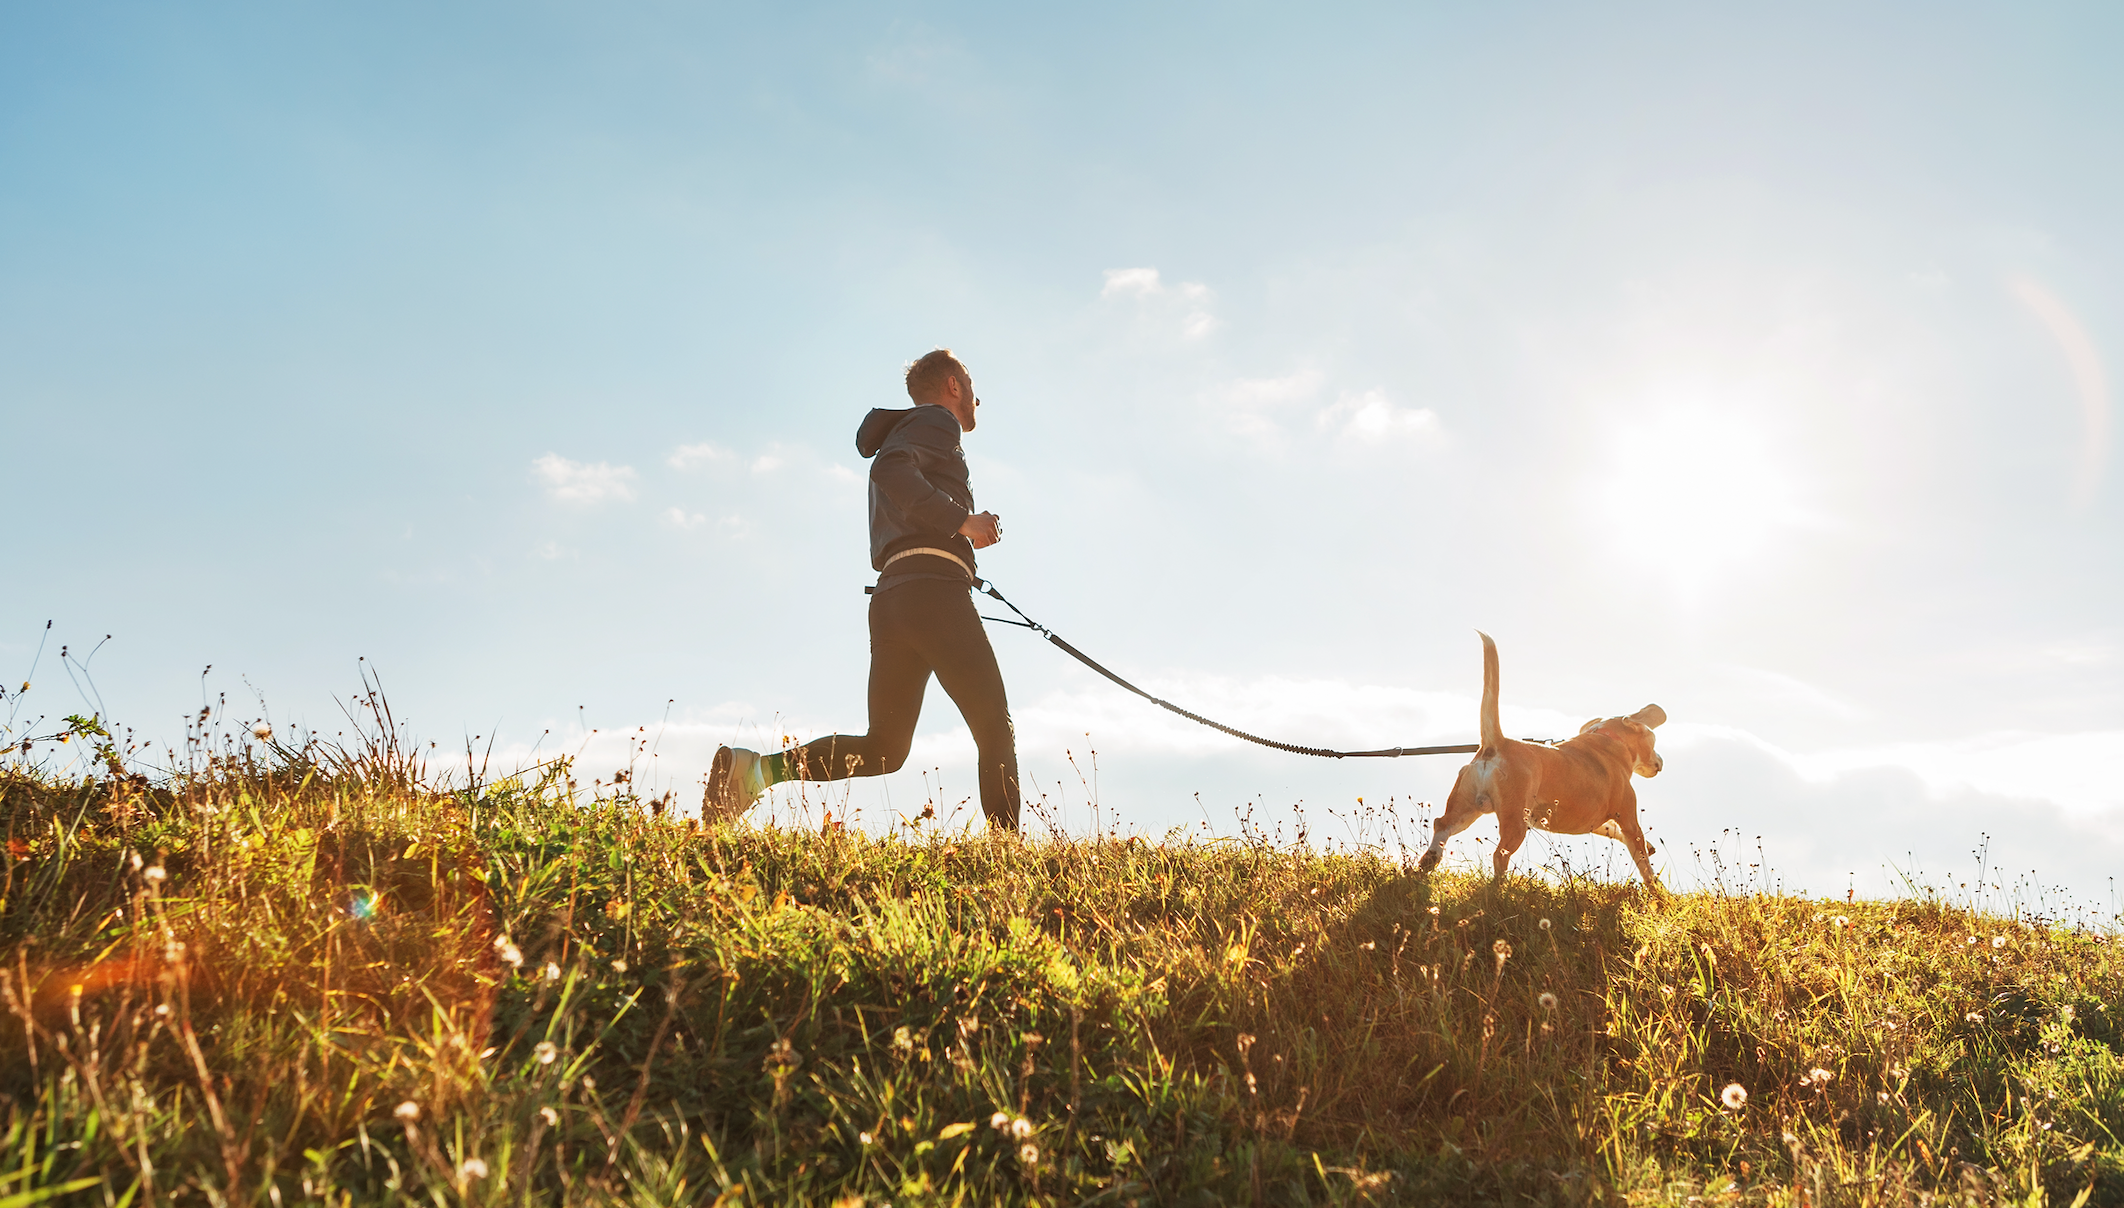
top-left (704, 745), bottom-right (767, 822)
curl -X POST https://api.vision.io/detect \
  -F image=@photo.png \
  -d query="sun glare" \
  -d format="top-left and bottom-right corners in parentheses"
top-left (1595, 411), bottom-right (1804, 595)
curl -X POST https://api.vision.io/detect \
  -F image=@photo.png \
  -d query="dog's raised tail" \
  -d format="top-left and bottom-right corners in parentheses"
top-left (1476, 630), bottom-right (1502, 754)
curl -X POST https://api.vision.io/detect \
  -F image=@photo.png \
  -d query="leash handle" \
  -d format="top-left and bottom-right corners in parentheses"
top-left (980, 582), bottom-right (1479, 760)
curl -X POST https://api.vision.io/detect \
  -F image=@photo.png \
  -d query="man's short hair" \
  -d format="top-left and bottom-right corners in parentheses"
top-left (905, 349), bottom-right (969, 404)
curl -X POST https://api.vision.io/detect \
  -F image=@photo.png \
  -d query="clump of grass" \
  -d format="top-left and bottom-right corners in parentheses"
top-left (3, 716), bottom-right (2121, 1205)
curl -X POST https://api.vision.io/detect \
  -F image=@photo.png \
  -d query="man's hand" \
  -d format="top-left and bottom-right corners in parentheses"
top-left (958, 511), bottom-right (1001, 549)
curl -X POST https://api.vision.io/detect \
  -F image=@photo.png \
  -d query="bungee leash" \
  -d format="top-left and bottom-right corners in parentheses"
top-left (976, 580), bottom-right (1479, 760)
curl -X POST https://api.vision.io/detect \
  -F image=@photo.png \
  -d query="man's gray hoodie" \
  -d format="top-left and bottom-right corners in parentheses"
top-left (856, 405), bottom-right (978, 578)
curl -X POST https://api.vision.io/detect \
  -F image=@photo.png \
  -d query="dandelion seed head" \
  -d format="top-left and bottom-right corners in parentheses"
top-left (1993, 935), bottom-right (2008, 948)
top-left (1967, 936), bottom-right (1979, 946)
top-left (1019, 1143), bottom-right (1039, 1165)
top-left (1539, 918), bottom-right (1552, 931)
top-left (1010, 1117), bottom-right (1034, 1139)
top-left (251, 721), bottom-right (273, 741)
top-left (1721, 1083), bottom-right (1747, 1110)
top-left (1833, 915), bottom-right (1849, 929)
top-left (991, 1111), bottom-right (1011, 1130)
top-left (1538, 992), bottom-right (1559, 1012)
top-left (1808, 1067), bottom-right (1833, 1085)
top-left (534, 1041), bottom-right (559, 1065)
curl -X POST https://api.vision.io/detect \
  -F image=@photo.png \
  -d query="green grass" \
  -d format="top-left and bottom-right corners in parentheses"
top-left (2, 731), bottom-right (2121, 1206)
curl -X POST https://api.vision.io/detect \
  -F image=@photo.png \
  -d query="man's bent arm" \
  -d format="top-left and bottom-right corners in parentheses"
top-left (872, 422), bottom-right (971, 535)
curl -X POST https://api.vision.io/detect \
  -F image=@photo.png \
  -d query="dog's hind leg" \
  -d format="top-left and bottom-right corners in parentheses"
top-left (1417, 766), bottom-right (1490, 874)
top-left (1492, 800), bottom-right (1530, 882)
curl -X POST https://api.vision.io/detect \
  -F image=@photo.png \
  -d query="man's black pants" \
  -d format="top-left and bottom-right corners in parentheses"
top-left (785, 578), bottom-right (1021, 829)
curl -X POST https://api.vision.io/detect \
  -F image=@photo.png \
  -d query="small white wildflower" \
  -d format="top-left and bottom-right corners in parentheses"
top-left (458, 1157), bottom-right (488, 1179)
top-left (1966, 936), bottom-right (1979, 946)
top-left (990, 1111), bottom-right (1011, 1131)
top-left (1993, 935), bottom-right (2008, 949)
top-left (611, 959), bottom-right (628, 974)
top-left (1538, 992), bottom-right (1559, 1012)
top-left (493, 936), bottom-right (523, 968)
top-left (859, 1131), bottom-right (874, 1145)
top-left (544, 961), bottom-right (561, 982)
top-left (144, 865), bottom-right (167, 884)
top-left (1010, 1117), bottom-right (1034, 1139)
top-left (1721, 1083), bottom-right (1747, 1110)
top-left (394, 1101), bottom-right (421, 1122)
top-left (251, 721), bottom-right (273, 741)
top-left (1018, 1143), bottom-right (1040, 1166)
top-left (540, 1106), bottom-right (558, 1126)
top-left (1808, 1067), bottom-right (1833, 1085)
top-left (1833, 915), bottom-right (1849, 929)
top-left (1967, 1011), bottom-right (1985, 1023)
top-left (534, 1041), bottom-right (559, 1065)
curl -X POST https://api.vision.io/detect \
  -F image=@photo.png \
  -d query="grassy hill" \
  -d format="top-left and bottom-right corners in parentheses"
top-left (3, 731), bottom-right (2121, 1206)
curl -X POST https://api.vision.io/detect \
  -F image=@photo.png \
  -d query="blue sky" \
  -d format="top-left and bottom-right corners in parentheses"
top-left (5, 3), bottom-right (2120, 913)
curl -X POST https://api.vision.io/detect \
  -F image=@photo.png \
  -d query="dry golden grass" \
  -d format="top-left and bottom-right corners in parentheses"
top-left (2, 724), bottom-right (2121, 1205)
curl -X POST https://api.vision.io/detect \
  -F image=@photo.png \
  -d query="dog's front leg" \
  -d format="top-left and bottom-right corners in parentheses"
top-left (1610, 808), bottom-right (1664, 894)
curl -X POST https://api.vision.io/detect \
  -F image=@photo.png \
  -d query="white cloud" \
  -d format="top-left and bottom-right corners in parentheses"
top-left (533, 540), bottom-right (572, 560)
top-left (1101, 267), bottom-right (1164, 298)
top-left (1316, 390), bottom-right (1442, 443)
top-left (751, 454), bottom-right (785, 474)
top-left (1100, 267), bottom-right (1218, 340)
top-left (533, 453), bottom-right (638, 503)
top-left (668, 442), bottom-right (734, 470)
top-left (665, 507), bottom-right (708, 529)
top-left (1220, 370), bottom-right (1324, 407)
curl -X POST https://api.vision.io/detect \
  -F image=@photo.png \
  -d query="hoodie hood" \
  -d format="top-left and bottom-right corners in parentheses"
top-left (856, 407), bottom-right (916, 458)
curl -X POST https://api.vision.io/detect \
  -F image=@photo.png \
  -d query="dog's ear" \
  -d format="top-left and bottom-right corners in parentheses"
top-left (1629, 704), bottom-right (1667, 729)
top-left (1579, 718), bottom-right (1604, 734)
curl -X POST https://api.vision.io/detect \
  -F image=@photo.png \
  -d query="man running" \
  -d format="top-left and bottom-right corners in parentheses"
top-left (705, 349), bottom-right (1022, 829)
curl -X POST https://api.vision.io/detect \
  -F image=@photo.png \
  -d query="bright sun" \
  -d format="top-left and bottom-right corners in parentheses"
top-left (1595, 411), bottom-right (1805, 594)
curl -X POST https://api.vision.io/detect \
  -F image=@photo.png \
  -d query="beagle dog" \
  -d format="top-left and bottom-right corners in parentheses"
top-left (1417, 632), bottom-right (1666, 890)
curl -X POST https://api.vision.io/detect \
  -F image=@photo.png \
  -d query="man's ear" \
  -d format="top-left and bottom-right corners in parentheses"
top-left (1629, 705), bottom-right (1667, 728)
